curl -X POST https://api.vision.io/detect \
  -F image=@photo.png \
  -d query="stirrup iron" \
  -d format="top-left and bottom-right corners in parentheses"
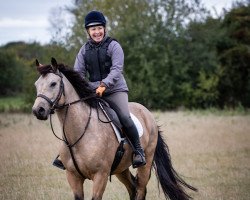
top-left (52, 155), bottom-right (66, 170)
top-left (132, 150), bottom-right (146, 168)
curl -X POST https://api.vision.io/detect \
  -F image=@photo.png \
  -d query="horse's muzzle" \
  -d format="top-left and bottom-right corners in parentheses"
top-left (32, 105), bottom-right (49, 120)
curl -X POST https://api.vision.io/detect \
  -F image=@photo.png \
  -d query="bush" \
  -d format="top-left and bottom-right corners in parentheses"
top-left (0, 50), bottom-right (25, 96)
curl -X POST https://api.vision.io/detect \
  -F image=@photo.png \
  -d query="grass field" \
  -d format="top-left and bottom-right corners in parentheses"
top-left (0, 112), bottom-right (249, 200)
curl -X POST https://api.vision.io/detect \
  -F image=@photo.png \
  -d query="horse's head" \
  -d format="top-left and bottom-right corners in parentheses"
top-left (32, 58), bottom-right (65, 120)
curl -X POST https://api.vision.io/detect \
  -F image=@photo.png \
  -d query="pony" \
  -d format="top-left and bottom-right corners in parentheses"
top-left (32, 58), bottom-right (197, 200)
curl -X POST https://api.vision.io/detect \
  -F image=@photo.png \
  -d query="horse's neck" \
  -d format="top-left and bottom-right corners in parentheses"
top-left (56, 75), bottom-right (90, 142)
top-left (63, 75), bottom-right (81, 105)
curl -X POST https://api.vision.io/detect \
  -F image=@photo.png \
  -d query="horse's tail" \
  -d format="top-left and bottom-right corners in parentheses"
top-left (153, 130), bottom-right (197, 200)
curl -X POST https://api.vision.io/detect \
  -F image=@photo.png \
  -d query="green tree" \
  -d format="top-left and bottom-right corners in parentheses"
top-left (217, 2), bottom-right (250, 108)
top-left (0, 41), bottom-right (76, 108)
top-left (0, 49), bottom-right (25, 96)
top-left (176, 17), bottom-right (223, 108)
top-left (64, 0), bottom-right (205, 109)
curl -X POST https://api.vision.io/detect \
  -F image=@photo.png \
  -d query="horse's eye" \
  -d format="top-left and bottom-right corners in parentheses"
top-left (50, 82), bottom-right (57, 87)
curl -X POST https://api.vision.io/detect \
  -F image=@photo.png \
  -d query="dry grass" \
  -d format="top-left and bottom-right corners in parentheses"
top-left (0, 112), bottom-right (249, 200)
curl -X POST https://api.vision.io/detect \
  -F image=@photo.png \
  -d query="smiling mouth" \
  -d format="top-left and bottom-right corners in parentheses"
top-left (94, 35), bottom-right (102, 39)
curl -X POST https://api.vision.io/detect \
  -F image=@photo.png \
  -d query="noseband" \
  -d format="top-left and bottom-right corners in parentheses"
top-left (37, 72), bottom-right (65, 113)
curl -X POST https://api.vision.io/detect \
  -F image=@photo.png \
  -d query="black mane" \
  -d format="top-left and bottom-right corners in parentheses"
top-left (37, 63), bottom-right (97, 107)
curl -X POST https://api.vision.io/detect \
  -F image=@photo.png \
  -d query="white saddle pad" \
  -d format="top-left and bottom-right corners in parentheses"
top-left (111, 113), bottom-right (143, 143)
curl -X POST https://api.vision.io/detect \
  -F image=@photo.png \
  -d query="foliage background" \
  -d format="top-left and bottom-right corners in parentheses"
top-left (0, 0), bottom-right (249, 111)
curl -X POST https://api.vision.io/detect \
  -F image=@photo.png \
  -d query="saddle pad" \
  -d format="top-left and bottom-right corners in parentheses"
top-left (98, 101), bottom-right (143, 143)
top-left (131, 113), bottom-right (143, 138)
top-left (111, 113), bottom-right (143, 143)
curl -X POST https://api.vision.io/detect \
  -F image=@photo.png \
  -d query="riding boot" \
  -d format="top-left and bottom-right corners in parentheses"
top-left (124, 123), bottom-right (146, 168)
top-left (52, 155), bottom-right (66, 170)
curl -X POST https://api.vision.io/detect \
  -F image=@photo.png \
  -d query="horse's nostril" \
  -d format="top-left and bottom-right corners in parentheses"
top-left (38, 107), bottom-right (45, 115)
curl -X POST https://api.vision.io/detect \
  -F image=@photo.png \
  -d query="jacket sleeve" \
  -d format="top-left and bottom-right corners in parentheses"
top-left (74, 45), bottom-right (87, 78)
top-left (101, 41), bottom-right (124, 89)
top-left (74, 45), bottom-right (100, 90)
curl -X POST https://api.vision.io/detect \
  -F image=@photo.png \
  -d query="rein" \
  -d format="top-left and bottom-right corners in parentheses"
top-left (49, 97), bottom-right (93, 147)
top-left (49, 95), bottom-right (94, 179)
top-left (38, 71), bottom-right (96, 179)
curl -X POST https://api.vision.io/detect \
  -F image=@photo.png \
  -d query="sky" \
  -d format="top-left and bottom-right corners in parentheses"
top-left (0, 0), bottom-right (235, 46)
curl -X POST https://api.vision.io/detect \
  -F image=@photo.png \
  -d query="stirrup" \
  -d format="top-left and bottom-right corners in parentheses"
top-left (132, 150), bottom-right (146, 168)
top-left (52, 155), bottom-right (66, 170)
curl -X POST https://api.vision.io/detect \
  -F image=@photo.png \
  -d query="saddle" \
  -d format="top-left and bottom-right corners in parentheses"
top-left (97, 100), bottom-right (123, 134)
top-left (97, 99), bottom-right (143, 174)
top-left (97, 99), bottom-right (143, 140)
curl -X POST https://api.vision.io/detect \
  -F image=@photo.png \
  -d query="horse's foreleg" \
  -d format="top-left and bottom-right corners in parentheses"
top-left (91, 173), bottom-right (109, 200)
top-left (116, 169), bottom-right (136, 200)
top-left (66, 170), bottom-right (84, 200)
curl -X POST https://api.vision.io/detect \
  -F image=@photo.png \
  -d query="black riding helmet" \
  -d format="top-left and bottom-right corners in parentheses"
top-left (85, 11), bottom-right (106, 28)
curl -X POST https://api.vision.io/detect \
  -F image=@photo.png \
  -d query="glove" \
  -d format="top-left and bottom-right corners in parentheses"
top-left (96, 83), bottom-right (106, 97)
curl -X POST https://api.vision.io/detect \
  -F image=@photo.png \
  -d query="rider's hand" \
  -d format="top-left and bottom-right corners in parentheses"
top-left (96, 83), bottom-right (106, 97)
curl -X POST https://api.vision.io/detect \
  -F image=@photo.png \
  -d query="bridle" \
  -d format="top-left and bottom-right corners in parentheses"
top-left (36, 71), bottom-right (96, 113)
top-left (36, 71), bottom-right (96, 179)
top-left (37, 72), bottom-right (65, 114)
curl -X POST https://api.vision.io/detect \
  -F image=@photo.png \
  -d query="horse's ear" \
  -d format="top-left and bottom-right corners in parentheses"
top-left (35, 59), bottom-right (45, 74)
top-left (36, 59), bottom-right (43, 67)
top-left (35, 59), bottom-right (40, 67)
top-left (35, 59), bottom-right (43, 68)
top-left (51, 57), bottom-right (58, 72)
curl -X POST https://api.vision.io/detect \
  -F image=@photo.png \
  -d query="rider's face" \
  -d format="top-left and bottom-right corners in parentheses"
top-left (87, 26), bottom-right (105, 43)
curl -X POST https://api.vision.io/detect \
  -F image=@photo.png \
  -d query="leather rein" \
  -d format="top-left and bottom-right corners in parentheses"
top-left (37, 72), bottom-right (95, 179)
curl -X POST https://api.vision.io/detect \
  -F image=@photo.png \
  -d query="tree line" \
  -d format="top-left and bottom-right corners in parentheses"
top-left (0, 0), bottom-right (249, 110)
